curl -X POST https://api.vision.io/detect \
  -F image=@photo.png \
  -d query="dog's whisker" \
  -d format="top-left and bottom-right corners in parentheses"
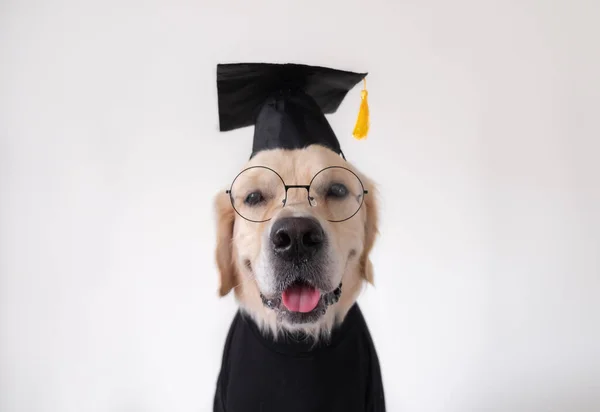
top-left (231, 274), bottom-right (255, 291)
top-left (230, 265), bottom-right (257, 292)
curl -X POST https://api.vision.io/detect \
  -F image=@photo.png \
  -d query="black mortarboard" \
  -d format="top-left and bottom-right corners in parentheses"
top-left (216, 63), bottom-right (367, 158)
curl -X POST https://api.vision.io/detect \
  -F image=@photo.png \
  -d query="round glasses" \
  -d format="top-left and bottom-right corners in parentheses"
top-left (226, 166), bottom-right (368, 223)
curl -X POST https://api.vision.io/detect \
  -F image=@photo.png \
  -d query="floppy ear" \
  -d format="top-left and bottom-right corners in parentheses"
top-left (360, 180), bottom-right (379, 284)
top-left (214, 191), bottom-right (238, 297)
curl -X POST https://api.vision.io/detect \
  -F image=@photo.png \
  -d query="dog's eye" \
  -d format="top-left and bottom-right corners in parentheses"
top-left (244, 191), bottom-right (265, 206)
top-left (326, 183), bottom-right (348, 198)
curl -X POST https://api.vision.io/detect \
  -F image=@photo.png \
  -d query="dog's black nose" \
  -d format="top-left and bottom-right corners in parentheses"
top-left (270, 217), bottom-right (325, 261)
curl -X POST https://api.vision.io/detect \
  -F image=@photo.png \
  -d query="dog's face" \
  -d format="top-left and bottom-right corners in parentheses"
top-left (215, 145), bottom-right (378, 335)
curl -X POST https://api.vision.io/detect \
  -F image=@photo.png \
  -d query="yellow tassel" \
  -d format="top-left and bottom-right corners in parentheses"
top-left (352, 78), bottom-right (369, 140)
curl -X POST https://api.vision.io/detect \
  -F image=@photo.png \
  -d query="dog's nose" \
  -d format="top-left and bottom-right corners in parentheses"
top-left (270, 217), bottom-right (325, 261)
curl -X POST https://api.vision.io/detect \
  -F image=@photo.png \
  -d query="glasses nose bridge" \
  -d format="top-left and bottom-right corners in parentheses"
top-left (284, 185), bottom-right (311, 205)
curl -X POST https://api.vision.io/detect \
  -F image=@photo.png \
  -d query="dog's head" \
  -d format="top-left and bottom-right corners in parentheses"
top-left (214, 144), bottom-right (378, 336)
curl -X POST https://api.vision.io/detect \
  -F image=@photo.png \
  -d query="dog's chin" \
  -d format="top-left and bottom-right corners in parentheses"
top-left (279, 300), bottom-right (329, 326)
top-left (258, 278), bottom-right (343, 327)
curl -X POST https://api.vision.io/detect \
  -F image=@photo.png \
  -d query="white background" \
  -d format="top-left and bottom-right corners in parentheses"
top-left (1, 1), bottom-right (599, 411)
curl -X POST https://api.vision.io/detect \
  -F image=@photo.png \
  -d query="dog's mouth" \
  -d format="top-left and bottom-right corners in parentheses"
top-left (260, 279), bottom-right (342, 323)
top-left (282, 281), bottom-right (321, 312)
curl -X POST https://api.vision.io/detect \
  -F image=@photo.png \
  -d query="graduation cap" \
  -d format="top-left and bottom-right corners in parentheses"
top-left (216, 63), bottom-right (369, 159)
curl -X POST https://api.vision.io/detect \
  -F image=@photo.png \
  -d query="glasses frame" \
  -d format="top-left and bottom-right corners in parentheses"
top-left (226, 165), bottom-right (368, 223)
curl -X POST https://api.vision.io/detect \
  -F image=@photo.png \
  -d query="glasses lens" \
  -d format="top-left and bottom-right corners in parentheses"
top-left (229, 167), bottom-right (286, 222)
top-left (309, 167), bottom-right (365, 222)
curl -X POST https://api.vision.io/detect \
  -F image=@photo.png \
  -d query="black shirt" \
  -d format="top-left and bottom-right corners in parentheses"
top-left (214, 304), bottom-right (385, 412)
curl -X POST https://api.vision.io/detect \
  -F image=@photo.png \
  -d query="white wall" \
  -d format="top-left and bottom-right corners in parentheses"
top-left (1, 1), bottom-right (599, 411)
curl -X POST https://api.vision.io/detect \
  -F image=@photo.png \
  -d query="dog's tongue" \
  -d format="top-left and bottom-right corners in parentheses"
top-left (282, 284), bottom-right (321, 313)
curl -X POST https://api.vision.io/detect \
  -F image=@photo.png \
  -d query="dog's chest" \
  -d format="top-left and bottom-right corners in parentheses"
top-left (214, 305), bottom-right (385, 412)
top-left (225, 340), bottom-right (369, 412)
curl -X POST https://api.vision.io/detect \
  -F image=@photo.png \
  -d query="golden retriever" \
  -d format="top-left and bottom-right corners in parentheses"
top-left (214, 144), bottom-right (378, 339)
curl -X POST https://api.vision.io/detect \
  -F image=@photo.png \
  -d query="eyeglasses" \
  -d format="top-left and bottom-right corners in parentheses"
top-left (226, 166), bottom-right (368, 223)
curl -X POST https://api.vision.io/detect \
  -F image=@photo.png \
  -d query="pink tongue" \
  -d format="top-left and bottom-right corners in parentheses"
top-left (282, 284), bottom-right (321, 313)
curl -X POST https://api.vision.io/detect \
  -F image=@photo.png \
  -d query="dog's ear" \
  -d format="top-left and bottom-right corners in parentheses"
top-left (360, 179), bottom-right (379, 284)
top-left (214, 191), bottom-right (237, 297)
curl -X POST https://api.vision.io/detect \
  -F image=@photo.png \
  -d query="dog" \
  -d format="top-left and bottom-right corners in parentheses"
top-left (212, 144), bottom-right (385, 412)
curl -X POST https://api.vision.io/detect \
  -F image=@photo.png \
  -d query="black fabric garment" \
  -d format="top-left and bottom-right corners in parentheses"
top-left (213, 304), bottom-right (385, 412)
top-left (216, 63), bottom-right (367, 158)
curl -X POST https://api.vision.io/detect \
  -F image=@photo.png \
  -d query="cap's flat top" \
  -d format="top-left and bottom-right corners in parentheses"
top-left (217, 63), bottom-right (367, 132)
